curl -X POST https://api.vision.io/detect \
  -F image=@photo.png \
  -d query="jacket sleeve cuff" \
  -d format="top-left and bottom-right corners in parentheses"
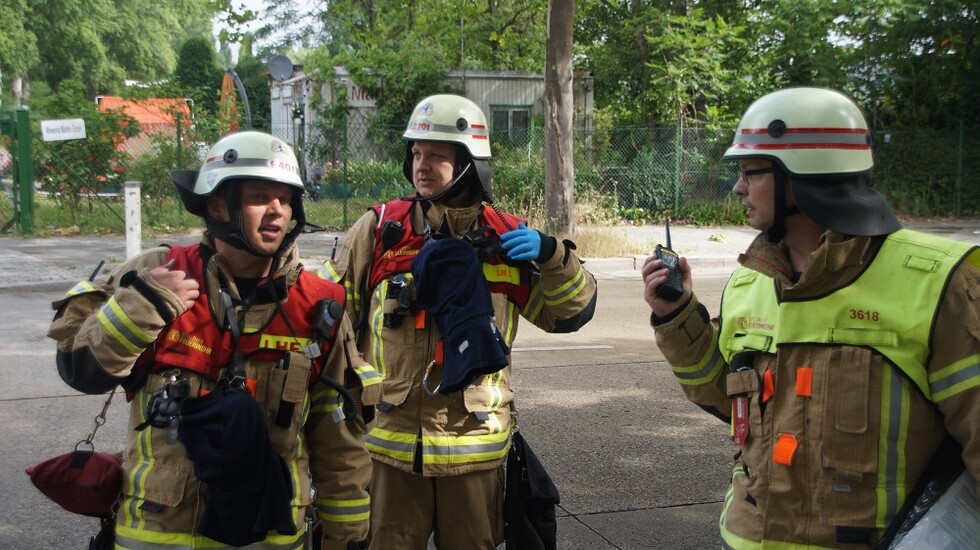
top-left (535, 237), bottom-right (577, 272)
top-left (119, 268), bottom-right (185, 324)
top-left (535, 232), bottom-right (558, 263)
top-left (653, 293), bottom-right (712, 348)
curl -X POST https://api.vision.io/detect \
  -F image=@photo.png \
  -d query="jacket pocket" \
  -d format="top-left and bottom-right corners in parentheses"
top-left (816, 346), bottom-right (881, 526)
top-left (139, 462), bottom-right (193, 508)
top-left (260, 352), bottom-right (311, 458)
top-left (453, 377), bottom-right (513, 430)
top-left (377, 376), bottom-right (413, 413)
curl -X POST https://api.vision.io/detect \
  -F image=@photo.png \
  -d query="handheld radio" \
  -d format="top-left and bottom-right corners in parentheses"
top-left (654, 218), bottom-right (684, 302)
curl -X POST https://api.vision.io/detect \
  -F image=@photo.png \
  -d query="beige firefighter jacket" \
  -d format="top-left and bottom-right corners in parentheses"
top-left (654, 230), bottom-right (980, 549)
top-left (48, 235), bottom-right (374, 549)
top-left (323, 199), bottom-right (597, 476)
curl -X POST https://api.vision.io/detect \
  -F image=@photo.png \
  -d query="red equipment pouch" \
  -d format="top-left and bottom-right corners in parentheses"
top-left (25, 444), bottom-right (123, 518)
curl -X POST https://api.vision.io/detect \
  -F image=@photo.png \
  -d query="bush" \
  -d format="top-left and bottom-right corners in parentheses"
top-left (317, 159), bottom-right (409, 200)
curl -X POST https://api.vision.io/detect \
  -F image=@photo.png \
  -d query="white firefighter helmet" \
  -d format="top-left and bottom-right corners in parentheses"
top-left (169, 131), bottom-right (309, 256)
top-left (723, 87), bottom-right (872, 176)
top-left (724, 88), bottom-right (900, 237)
top-left (170, 131), bottom-right (305, 218)
top-left (402, 94), bottom-right (494, 202)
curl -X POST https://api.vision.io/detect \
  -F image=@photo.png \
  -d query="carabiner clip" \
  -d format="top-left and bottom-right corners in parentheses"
top-left (422, 360), bottom-right (442, 396)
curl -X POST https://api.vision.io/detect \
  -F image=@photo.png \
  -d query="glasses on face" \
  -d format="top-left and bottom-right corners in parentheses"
top-left (738, 167), bottom-right (776, 186)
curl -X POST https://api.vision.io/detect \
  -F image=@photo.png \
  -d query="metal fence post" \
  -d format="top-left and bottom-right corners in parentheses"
top-left (342, 107), bottom-right (350, 227)
top-left (125, 181), bottom-right (141, 258)
top-left (175, 112), bottom-right (184, 224)
top-left (957, 121), bottom-right (963, 216)
top-left (15, 107), bottom-right (33, 234)
top-left (673, 120), bottom-right (681, 212)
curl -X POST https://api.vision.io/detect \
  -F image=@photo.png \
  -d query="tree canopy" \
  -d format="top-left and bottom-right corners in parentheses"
top-left (1, 0), bottom-right (976, 131)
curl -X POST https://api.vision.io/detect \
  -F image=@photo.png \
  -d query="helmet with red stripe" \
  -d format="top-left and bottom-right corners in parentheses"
top-left (402, 94), bottom-right (495, 203)
top-left (724, 87), bottom-right (872, 176)
top-left (169, 131), bottom-right (308, 256)
top-left (725, 88), bottom-right (900, 237)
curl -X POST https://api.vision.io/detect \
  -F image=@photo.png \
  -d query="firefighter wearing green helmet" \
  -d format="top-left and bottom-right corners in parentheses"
top-left (48, 131), bottom-right (378, 549)
top-left (642, 88), bottom-right (980, 548)
top-left (319, 94), bottom-right (598, 548)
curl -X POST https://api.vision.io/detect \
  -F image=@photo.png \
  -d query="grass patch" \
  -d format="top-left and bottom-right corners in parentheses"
top-left (559, 226), bottom-right (654, 258)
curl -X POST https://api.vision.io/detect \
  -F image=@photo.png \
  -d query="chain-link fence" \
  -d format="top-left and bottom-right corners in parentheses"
top-left (286, 116), bottom-right (979, 228)
top-left (7, 111), bottom-right (977, 236)
top-left (0, 134), bottom-right (12, 228)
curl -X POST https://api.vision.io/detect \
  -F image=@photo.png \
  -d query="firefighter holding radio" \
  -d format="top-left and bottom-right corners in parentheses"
top-left (643, 87), bottom-right (980, 549)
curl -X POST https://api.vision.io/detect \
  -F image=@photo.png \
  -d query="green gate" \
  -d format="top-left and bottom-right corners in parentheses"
top-left (0, 108), bottom-right (34, 234)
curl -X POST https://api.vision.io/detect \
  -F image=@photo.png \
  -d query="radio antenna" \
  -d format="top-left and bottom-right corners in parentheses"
top-left (665, 218), bottom-right (673, 250)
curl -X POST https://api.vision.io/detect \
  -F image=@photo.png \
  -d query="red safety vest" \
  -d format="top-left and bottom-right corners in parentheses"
top-left (368, 198), bottom-right (531, 308)
top-left (138, 244), bottom-right (344, 384)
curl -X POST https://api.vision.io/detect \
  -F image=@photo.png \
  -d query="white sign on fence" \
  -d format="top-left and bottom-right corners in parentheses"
top-left (40, 118), bottom-right (87, 141)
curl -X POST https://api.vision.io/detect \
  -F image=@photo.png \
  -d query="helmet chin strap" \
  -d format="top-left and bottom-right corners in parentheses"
top-left (206, 185), bottom-right (304, 259)
top-left (411, 161), bottom-right (474, 204)
top-left (766, 170), bottom-right (801, 243)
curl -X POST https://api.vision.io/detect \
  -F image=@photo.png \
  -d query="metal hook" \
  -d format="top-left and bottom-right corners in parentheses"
top-left (85, 387), bottom-right (117, 444)
top-left (422, 360), bottom-right (442, 396)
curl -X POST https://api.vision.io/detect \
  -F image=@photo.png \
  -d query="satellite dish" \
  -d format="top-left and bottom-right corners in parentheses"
top-left (268, 55), bottom-right (293, 81)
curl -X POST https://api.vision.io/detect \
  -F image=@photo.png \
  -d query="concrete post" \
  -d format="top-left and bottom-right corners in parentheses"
top-left (124, 181), bottom-right (141, 259)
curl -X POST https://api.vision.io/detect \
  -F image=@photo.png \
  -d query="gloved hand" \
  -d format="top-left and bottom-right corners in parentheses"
top-left (500, 223), bottom-right (543, 261)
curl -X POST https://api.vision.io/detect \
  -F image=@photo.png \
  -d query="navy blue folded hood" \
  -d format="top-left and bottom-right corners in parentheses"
top-left (176, 388), bottom-right (296, 546)
top-left (412, 237), bottom-right (510, 394)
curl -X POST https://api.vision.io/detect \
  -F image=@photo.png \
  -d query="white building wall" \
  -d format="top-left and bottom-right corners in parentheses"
top-left (269, 66), bottom-right (594, 163)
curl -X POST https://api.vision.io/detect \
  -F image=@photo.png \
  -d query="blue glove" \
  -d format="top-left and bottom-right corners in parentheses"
top-left (500, 223), bottom-right (543, 261)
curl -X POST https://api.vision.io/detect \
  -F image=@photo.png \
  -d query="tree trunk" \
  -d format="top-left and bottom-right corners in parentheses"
top-left (544, 0), bottom-right (575, 235)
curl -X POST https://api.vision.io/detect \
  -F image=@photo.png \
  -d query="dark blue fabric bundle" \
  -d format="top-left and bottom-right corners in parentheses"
top-left (411, 237), bottom-right (510, 394)
top-left (177, 388), bottom-right (296, 546)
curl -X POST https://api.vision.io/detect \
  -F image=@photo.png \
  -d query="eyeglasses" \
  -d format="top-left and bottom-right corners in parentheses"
top-left (738, 167), bottom-right (776, 186)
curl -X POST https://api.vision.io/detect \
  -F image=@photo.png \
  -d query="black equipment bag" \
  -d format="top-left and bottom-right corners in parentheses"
top-left (504, 431), bottom-right (560, 550)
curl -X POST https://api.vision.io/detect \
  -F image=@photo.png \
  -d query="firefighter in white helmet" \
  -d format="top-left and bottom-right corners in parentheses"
top-left (319, 94), bottom-right (598, 548)
top-left (49, 131), bottom-right (378, 549)
top-left (642, 87), bottom-right (980, 548)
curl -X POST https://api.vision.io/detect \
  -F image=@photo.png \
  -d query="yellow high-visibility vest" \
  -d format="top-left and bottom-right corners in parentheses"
top-left (718, 229), bottom-right (978, 400)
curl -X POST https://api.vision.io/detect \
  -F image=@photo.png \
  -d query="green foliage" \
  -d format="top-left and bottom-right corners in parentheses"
top-left (872, 127), bottom-right (980, 216)
top-left (490, 142), bottom-right (545, 206)
top-left (317, 159), bottom-right (408, 201)
top-left (26, 0), bottom-right (124, 95)
top-left (0, 0), bottom-right (38, 91)
top-left (123, 117), bottom-right (214, 221)
top-left (675, 196), bottom-right (746, 226)
top-left (234, 37), bottom-right (271, 131)
top-left (644, 8), bottom-right (772, 127)
top-left (578, 2), bottom-right (774, 128)
top-left (174, 36), bottom-right (223, 116)
top-left (19, 0), bottom-right (216, 96)
top-left (346, 42), bottom-right (460, 132)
